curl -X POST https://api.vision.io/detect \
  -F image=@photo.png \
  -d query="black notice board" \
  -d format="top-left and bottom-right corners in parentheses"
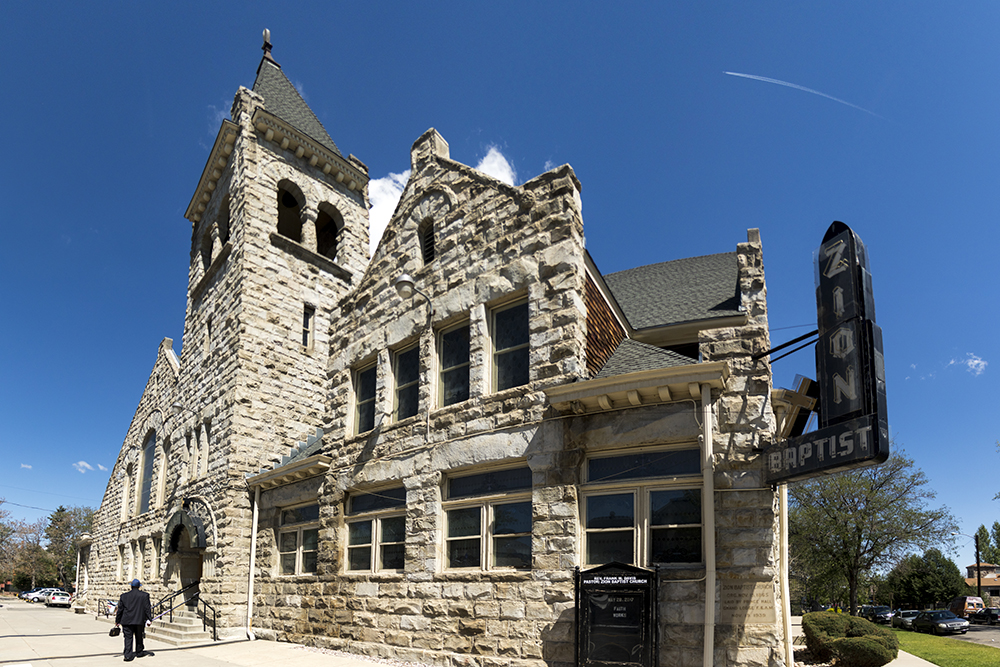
top-left (576, 563), bottom-right (658, 667)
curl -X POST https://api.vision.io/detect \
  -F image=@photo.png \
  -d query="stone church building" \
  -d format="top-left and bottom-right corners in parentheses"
top-left (81, 37), bottom-right (792, 667)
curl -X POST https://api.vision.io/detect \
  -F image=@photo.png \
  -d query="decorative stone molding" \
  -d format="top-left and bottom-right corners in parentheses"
top-left (185, 120), bottom-right (238, 223)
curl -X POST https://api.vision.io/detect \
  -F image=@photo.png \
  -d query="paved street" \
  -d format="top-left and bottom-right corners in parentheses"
top-left (0, 599), bottom-right (387, 667)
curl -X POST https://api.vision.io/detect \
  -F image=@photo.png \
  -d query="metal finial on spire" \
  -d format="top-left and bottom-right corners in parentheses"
top-left (261, 28), bottom-right (280, 67)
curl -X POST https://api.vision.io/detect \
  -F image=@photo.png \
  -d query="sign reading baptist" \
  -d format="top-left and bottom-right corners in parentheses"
top-left (765, 221), bottom-right (889, 485)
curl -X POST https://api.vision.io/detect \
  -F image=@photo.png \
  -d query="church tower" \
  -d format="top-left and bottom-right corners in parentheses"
top-left (168, 30), bottom-right (370, 622)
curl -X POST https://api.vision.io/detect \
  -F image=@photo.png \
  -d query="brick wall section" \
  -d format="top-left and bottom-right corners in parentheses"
top-left (584, 273), bottom-right (625, 377)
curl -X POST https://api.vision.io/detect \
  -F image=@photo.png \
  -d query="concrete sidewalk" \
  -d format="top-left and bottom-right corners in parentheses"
top-left (0, 599), bottom-right (385, 667)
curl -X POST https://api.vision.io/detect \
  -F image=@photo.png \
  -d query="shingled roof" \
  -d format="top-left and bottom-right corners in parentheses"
top-left (594, 339), bottom-right (696, 379)
top-left (252, 58), bottom-right (341, 157)
top-left (604, 252), bottom-right (741, 330)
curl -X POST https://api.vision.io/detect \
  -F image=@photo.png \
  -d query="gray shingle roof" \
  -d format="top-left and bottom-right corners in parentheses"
top-left (594, 339), bottom-right (696, 379)
top-left (252, 59), bottom-right (341, 156)
top-left (604, 252), bottom-right (741, 329)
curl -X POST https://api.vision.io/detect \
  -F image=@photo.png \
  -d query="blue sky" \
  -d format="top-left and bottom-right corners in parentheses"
top-left (2, 2), bottom-right (998, 574)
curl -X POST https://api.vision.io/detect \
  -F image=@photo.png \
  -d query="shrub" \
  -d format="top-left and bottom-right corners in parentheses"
top-left (801, 611), bottom-right (899, 667)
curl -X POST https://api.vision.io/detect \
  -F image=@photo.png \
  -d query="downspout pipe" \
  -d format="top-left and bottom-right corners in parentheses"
top-left (701, 383), bottom-right (716, 667)
top-left (246, 484), bottom-right (260, 640)
top-left (780, 484), bottom-right (794, 666)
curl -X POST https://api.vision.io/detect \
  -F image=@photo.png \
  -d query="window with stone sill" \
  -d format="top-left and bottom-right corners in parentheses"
top-left (582, 448), bottom-right (702, 567)
top-left (393, 344), bottom-right (419, 422)
top-left (439, 322), bottom-right (470, 407)
top-left (346, 486), bottom-right (406, 572)
top-left (355, 363), bottom-right (377, 434)
top-left (278, 503), bottom-right (320, 575)
top-left (302, 304), bottom-right (316, 349)
top-left (444, 466), bottom-right (532, 571)
top-left (491, 300), bottom-right (529, 392)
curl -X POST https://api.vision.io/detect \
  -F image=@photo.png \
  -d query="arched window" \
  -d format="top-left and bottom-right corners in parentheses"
top-left (316, 205), bottom-right (343, 261)
top-left (277, 187), bottom-right (303, 242)
top-left (139, 432), bottom-right (156, 514)
top-left (418, 218), bottom-right (435, 265)
top-left (218, 195), bottom-right (231, 245)
top-left (200, 231), bottom-right (213, 272)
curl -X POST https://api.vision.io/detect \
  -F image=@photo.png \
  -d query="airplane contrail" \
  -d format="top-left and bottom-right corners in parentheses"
top-left (724, 71), bottom-right (882, 118)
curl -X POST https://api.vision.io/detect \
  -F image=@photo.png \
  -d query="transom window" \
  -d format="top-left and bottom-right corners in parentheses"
top-left (394, 345), bottom-right (419, 421)
top-left (279, 503), bottom-right (319, 575)
top-left (444, 467), bottom-right (532, 570)
top-left (346, 486), bottom-right (406, 572)
top-left (355, 364), bottom-right (377, 434)
top-left (439, 323), bottom-right (470, 407)
top-left (492, 301), bottom-right (529, 391)
top-left (583, 448), bottom-right (702, 567)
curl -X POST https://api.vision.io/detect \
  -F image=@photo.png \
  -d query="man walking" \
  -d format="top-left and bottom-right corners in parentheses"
top-left (114, 579), bottom-right (153, 661)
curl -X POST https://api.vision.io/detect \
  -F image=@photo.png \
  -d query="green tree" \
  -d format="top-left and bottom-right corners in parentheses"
top-left (885, 548), bottom-right (969, 608)
top-left (43, 505), bottom-right (95, 591)
top-left (788, 447), bottom-right (956, 616)
top-left (974, 524), bottom-right (999, 568)
top-left (14, 519), bottom-right (54, 589)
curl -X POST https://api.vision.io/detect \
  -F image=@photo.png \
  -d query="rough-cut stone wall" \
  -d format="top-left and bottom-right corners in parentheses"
top-left (584, 274), bottom-right (625, 377)
top-left (701, 228), bottom-right (783, 667)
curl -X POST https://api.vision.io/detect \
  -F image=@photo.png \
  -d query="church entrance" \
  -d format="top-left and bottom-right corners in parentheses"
top-left (163, 508), bottom-right (208, 608)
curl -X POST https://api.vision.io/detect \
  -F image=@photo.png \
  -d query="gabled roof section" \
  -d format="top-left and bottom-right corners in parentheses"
top-left (595, 339), bottom-right (695, 379)
top-left (252, 58), bottom-right (341, 157)
top-left (604, 252), bottom-right (742, 330)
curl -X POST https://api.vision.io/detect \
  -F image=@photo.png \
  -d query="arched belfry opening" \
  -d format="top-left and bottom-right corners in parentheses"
top-left (276, 184), bottom-right (304, 242)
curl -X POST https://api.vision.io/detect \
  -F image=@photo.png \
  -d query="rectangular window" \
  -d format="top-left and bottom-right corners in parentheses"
top-left (444, 466), bottom-right (532, 570)
top-left (139, 434), bottom-right (156, 515)
top-left (355, 364), bottom-right (377, 434)
top-left (302, 305), bottom-right (315, 348)
top-left (278, 503), bottom-right (320, 576)
top-left (583, 448), bottom-right (702, 567)
top-left (394, 345), bottom-right (419, 421)
top-left (493, 300), bottom-right (529, 391)
top-left (439, 323), bottom-right (470, 406)
top-left (346, 486), bottom-right (407, 572)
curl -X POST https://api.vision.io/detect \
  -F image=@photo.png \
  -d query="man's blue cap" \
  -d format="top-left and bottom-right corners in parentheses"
top-left (131, 579), bottom-right (141, 588)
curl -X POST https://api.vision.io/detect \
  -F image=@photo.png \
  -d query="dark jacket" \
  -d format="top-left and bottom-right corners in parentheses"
top-left (115, 588), bottom-right (152, 626)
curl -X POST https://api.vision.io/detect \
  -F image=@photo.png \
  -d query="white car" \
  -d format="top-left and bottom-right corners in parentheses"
top-left (45, 591), bottom-right (72, 607)
top-left (25, 588), bottom-right (61, 603)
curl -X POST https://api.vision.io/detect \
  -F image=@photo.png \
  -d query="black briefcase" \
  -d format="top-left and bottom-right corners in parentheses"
top-left (109, 626), bottom-right (121, 637)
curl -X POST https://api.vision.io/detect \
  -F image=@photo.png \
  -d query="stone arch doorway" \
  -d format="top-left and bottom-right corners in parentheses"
top-left (163, 509), bottom-right (207, 605)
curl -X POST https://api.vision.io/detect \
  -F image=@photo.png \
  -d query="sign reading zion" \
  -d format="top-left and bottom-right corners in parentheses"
top-left (766, 222), bottom-right (889, 484)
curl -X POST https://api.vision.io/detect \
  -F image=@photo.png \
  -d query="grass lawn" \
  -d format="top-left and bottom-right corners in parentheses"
top-left (894, 628), bottom-right (1000, 667)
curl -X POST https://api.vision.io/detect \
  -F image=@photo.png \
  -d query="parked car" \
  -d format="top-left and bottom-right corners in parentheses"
top-left (892, 609), bottom-right (920, 629)
top-left (865, 606), bottom-right (893, 624)
top-left (18, 588), bottom-right (42, 600)
top-left (25, 588), bottom-right (62, 603)
top-left (912, 610), bottom-right (970, 635)
top-left (970, 607), bottom-right (1000, 625)
top-left (45, 591), bottom-right (71, 608)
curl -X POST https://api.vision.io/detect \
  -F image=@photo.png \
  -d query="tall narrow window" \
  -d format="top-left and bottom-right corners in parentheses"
top-left (440, 323), bottom-right (470, 406)
top-left (394, 345), bottom-right (419, 421)
top-left (277, 188), bottom-right (303, 242)
top-left (302, 305), bottom-right (315, 349)
top-left (346, 486), bottom-right (407, 572)
top-left (355, 364), bottom-right (377, 434)
top-left (418, 218), bottom-right (435, 264)
top-left (139, 432), bottom-right (156, 514)
top-left (204, 317), bottom-right (213, 357)
top-left (493, 300), bottom-right (530, 391)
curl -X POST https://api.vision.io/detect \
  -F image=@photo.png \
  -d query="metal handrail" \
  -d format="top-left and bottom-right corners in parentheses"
top-left (152, 580), bottom-right (199, 617)
top-left (150, 589), bottom-right (217, 641)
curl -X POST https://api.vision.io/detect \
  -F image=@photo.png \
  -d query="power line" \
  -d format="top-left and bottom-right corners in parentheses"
top-left (1, 500), bottom-right (56, 513)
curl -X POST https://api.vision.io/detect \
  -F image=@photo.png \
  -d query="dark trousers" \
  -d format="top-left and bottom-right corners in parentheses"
top-left (122, 624), bottom-right (145, 660)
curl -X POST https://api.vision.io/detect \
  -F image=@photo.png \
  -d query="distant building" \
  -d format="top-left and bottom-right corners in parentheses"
top-left (80, 35), bottom-right (791, 667)
top-left (965, 563), bottom-right (1000, 599)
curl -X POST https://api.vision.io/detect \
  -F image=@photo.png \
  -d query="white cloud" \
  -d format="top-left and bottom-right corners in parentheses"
top-left (543, 159), bottom-right (556, 172)
top-left (476, 146), bottom-right (517, 186)
top-left (20, 463), bottom-right (31, 469)
top-left (98, 464), bottom-right (108, 471)
top-left (73, 461), bottom-right (95, 474)
top-left (949, 353), bottom-right (988, 376)
top-left (367, 170), bottom-right (411, 257)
